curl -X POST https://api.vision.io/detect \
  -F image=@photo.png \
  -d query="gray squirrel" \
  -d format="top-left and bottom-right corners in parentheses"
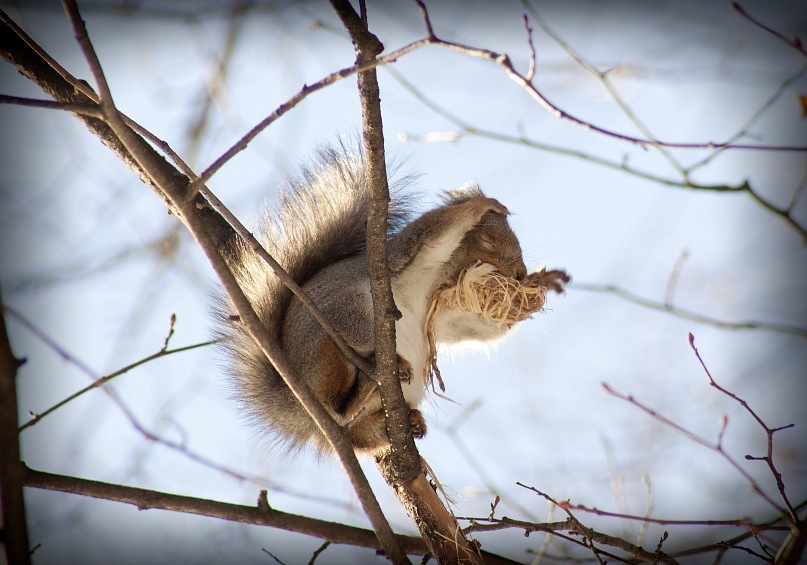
top-left (215, 146), bottom-right (568, 453)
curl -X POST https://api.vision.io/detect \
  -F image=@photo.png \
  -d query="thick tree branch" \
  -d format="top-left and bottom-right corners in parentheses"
top-left (59, 0), bottom-right (404, 559)
top-left (2, 4), bottom-right (402, 560)
top-left (21, 464), bottom-right (426, 555)
top-left (330, 1), bottom-right (486, 563)
top-left (329, 0), bottom-right (419, 476)
top-left (22, 464), bottom-right (521, 564)
top-left (0, 285), bottom-right (31, 565)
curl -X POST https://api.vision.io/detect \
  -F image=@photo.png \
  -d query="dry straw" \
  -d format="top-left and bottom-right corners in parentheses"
top-left (424, 262), bottom-right (564, 393)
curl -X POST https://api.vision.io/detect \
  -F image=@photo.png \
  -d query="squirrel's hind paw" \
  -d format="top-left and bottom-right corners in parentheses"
top-left (409, 408), bottom-right (427, 439)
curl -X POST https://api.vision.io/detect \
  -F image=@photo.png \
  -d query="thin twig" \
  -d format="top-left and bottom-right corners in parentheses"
top-left (686, 63), bottom-right (807, 174)
top-left (387, 66), bottom-right (807, 241)
top-left (17, 334), bottom-right (213, 432)
top-left (564, 502), bottom-right (780, 530)
top-left (732, 3), bottom-right (807, 58)
top-left (573, 282), bottom-right (807, 339)
top-left (413, 3), bottom-right (806, 153)
top-left (689, 333), bottom-right (799, 524)
top-left (0, 93), bottom-right (103, 116)
top-left (515, 483), bottom-right (679, 564)
top-left (183, 3), bottom-right (245, 166)
top-left (523, 2), bottom-right (688, 178)
top-left (664, 251), bottom-right (690, 308)
top-left (194, 37), bottom-right (430, 186)
top-left (601, 382), bottom-right (790, 519)
top-left (522, 14), bottom-right (536, 83)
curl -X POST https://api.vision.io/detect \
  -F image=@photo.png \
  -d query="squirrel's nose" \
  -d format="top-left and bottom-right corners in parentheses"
top-left (515, 262), bottom-right (528, 281)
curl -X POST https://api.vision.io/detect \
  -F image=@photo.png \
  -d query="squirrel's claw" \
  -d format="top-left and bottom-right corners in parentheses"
top-left (409, 408), bottom-right (427, 439)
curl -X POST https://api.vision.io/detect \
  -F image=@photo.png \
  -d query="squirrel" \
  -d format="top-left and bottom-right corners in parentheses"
top-left (215, 146), bottom-right (567, 454)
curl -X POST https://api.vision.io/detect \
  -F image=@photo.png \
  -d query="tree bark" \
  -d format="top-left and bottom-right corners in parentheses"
top-left (1, 11), bottom-right (405, 563)
top-left (329, 1), bottom-right (486, 562)
top-left (0, 285), bottom-right (31, 565)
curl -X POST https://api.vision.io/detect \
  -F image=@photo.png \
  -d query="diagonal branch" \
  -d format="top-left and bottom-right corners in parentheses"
top-left (732, 3), bottom-right (807, 58)
top-left (515, 483), bottom-right (679, 564)
top-left (689, 333), bottom-right (799, 525)
top-left (1, 2), bottom-right (402, 560)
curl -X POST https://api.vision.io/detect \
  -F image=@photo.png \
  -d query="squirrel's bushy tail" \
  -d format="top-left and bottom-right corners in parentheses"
top-left (214, 145), bottom-right (412, 445)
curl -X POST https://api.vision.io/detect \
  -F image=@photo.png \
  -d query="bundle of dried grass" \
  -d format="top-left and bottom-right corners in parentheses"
top-left (424, 262), bottom-right (569, 393)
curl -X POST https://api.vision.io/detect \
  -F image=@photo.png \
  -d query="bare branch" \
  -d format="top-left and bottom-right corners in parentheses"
top-left (0, 284), bottom-right (31, 565)
top-left (523, 1), bottom-right (688, 178)
top-left (330, 1), bottom-right (486, 562)
top-left (21, 464), bottom-right (428, 555)
top-left (414, 4), bottom-right (806, 153)
top-left (388, 66), bottom-right (807, 241)
top-left (51, 1), bottom-right (402, 556)
top-left (601, 382), bottom-right (791, 520)
top-left (0, 92), bottom-right (103, 116)
top-left (16, 332), bottom-right (212, 432)
top-left (182, 3), bottom-right (246, 166)
top-left (574, 282), bottom-right (807, 339)
top-left (330, 0), bottom-right (419, 472)
top-left (689, 333), bottom-right (799, 524)
top-left (195, 36), bottom-right (430, 186)
top-left (732, 3), bottom-right (807, 58)
top-left (564, 502), bottom-right (785, 531)
top-left (515, 483), bottom-right (679, 564)
top-left (522, 15), bottom-right (536, 83)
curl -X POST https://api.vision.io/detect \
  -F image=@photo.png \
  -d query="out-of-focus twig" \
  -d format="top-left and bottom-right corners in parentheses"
top-left (573, 282), bottom-right (807, 339)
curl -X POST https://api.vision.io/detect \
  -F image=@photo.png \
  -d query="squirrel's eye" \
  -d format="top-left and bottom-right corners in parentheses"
top-left (478, 233), bottom-right (495, 250)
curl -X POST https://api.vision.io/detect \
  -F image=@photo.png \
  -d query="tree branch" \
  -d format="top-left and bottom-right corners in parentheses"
top-left (21, 464), bottom-right (427, 555)
top-left (0, 284), bottom-right (31, 565)
top-left (2, 2), bottom-right (402, 559)
top-left (573, 282), bottom-right (807, 339)
top-left (732, 3), bottom-right (807, 58)
top-left (515, 483), bottom-right (679, 565)
top-left (388, 65), bottom-right (807, 242)
top-left (330, 2), bottom-right (487, 563)
top-left (329, 0), bottom-right (419, 476)
top-left (413, 2), bottom-right (805, 154)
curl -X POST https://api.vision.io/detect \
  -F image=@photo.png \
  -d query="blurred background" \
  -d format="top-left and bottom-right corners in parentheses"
top-left (1, 0), bottom-right (805, 563)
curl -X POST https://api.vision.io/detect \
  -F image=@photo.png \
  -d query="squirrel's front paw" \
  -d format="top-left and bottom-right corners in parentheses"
top-left (526, 268), bottom-right (571, 293)
top-left (409, 408), bottom-right (427, 439)
top-left (397, 355), bottom-right (414, 385)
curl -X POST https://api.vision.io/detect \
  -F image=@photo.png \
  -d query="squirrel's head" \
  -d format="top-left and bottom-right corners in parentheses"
top-left (453, 209), bottom-right (528, 281)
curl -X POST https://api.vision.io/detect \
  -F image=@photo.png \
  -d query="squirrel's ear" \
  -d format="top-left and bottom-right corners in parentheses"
top-left (444, 183), bottom-right (485, 204)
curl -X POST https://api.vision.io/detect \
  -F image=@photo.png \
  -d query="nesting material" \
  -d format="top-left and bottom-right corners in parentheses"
top-left (424, 261), bottom-right (568, 393)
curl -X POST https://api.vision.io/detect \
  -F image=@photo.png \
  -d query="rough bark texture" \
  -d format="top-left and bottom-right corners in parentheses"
top-left (0, 285), bottom-right (31, 565)
top-left (328, 1), bottom-right (487, 562)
